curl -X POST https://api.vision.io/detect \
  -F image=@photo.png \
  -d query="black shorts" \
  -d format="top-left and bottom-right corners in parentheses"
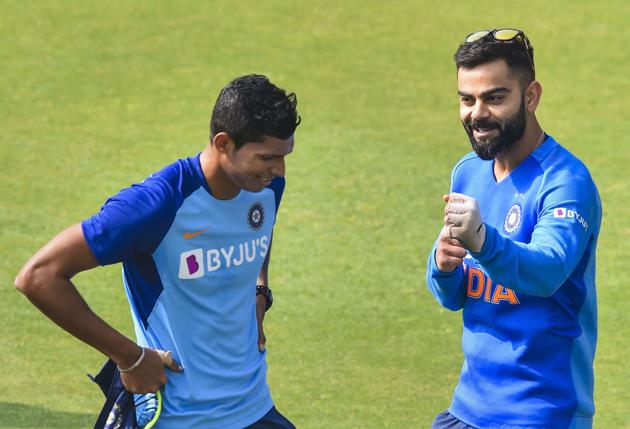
top-left (245, 406), bottom-right (296, 429)
top-left (431, 410), bottom-right (477, 429)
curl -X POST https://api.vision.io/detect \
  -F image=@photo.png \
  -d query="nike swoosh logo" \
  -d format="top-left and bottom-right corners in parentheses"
top-left (183, 228), bottom-right (209, 239)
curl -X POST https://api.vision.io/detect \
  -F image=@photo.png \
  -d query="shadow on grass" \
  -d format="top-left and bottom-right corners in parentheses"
top-left (0, 402), bottom-right (94, 428)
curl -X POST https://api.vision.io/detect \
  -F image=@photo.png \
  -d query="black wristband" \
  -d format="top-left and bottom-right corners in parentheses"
top-left (256, 285), bottom-right (273, 311)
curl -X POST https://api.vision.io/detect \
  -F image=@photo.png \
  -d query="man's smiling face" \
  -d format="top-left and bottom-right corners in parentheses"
top-left (458, 59), bottom-right (528, 160)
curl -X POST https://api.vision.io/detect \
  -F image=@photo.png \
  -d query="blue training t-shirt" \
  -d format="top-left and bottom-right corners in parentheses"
top-left (82, 154), bottom-right (285, 429)
top-left (426, 135), bottom-right (601, 429)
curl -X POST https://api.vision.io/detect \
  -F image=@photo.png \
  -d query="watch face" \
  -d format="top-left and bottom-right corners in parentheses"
top-left (256, 286), bottom-right (273, 309)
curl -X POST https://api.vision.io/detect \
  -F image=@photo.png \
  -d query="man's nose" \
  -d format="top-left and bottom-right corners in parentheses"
top-left (470, 101), bottom-right (490, 121)
top-left (271, 158), bottom-right (285, 177)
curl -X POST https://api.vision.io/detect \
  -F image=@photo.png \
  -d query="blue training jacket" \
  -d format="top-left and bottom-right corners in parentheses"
top-left (426, 135), bottom-right (601, 429)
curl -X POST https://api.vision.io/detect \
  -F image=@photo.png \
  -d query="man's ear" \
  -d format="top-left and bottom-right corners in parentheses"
top-left (212, 132), bottom-right (234, 154)
top-left (525, 80), bottom-right (542, 113)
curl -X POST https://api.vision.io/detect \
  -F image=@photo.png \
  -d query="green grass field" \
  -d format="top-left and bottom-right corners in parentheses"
top-left (2, 1), bottom-right (629, 427)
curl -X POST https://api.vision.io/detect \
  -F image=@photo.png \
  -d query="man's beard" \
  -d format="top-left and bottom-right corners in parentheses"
top-left (462, 100), bottom-right (527, 160)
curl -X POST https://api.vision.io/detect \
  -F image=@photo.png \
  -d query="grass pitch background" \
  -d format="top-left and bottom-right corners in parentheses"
top-left (1, 1), bottom-right (629, 427)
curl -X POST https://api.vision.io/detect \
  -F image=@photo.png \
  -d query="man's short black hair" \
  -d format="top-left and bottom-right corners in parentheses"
top-left (454, 38), bottom-right (535, 86)
top-left (210, 74), bottom-right (300, 148)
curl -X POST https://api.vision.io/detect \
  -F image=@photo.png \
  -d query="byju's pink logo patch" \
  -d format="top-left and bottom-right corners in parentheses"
top-left (553, 207), bottom-right (589, 230)
top-left (186, 255), bottom-right (199, 274)
top-left (178, 249), bottom-right (204, 279)
top-left (553, 208), bottom-right (567, 218)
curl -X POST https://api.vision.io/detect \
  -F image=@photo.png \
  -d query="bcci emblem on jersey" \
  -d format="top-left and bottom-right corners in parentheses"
top-left (503, 203), bottom-right (522, 234)
top-left (247, 202), bottom-right (265, 231)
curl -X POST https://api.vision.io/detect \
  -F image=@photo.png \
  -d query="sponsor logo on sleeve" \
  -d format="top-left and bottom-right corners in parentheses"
top-left (553, 207), bottom-right (588, 230)
top-left (553, 208), bottom-right (566, 218)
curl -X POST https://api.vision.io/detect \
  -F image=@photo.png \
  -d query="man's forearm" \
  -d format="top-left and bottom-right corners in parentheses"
top-left (16, 266), bottom-right (141, 369)
top-left (257, 238), bottom-right (273, 285)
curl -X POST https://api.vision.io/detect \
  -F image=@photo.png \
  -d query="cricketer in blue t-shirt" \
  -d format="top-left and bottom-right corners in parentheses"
top-left (16, 74), bottom-right (301, 429)
top-left (426, 30), bottom-right (601, 429)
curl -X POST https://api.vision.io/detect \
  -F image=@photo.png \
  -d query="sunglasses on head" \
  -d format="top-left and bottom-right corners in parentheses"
top-left (464, 28), bottom-right (535, 76)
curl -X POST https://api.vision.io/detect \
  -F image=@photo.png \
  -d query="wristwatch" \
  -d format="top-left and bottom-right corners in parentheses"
top-left (256, 285), bottom-right (273, 311)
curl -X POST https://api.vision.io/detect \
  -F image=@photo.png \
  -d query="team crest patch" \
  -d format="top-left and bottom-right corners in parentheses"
top-left (503, 203), bottom-right (522, 234)
top-left (247, 202), bottom-right (265, 231)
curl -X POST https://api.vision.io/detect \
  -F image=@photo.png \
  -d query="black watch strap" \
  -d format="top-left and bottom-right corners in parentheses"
top-left (256, 285), bottom-right (273, 311)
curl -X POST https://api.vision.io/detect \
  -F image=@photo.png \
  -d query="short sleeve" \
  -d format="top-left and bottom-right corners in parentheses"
top-left (82, 162), bottom-right (191, 265)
